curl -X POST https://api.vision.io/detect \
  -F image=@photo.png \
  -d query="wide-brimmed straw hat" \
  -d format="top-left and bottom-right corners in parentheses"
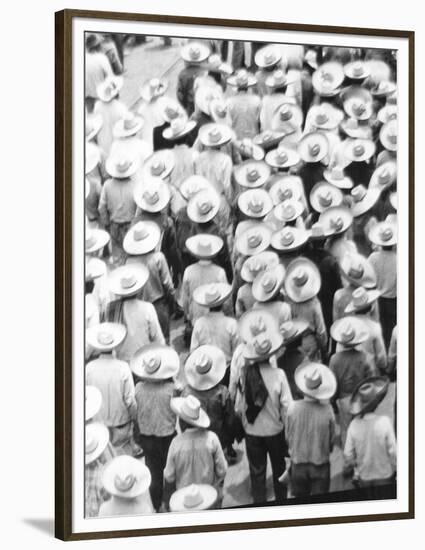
top-left (271, 226), bottom-right (309, 252)
top-left (330, 316), bottom-right (369, 346)
top-left (170, 484), bottom-right (218, 512)
top-left (304, 49), bottom-right (318, 70)
top-left (239, 309), bottom-right (278, 343)
top-left (85, 423), bottom-right (109, 465)
top-left (308, 103), bottom-right (343, 131)
top-left (140, 77), bottom-right (168, 103)
top-left (185, 234), bottom-right (223, 260)
top-left (181, 41), bottom-right (211, 63)
top-left (163, 116), bottom-right (197, 141)
top-left (345, 286), bottom-right (381, 314)
top-left (105, 153), bottom-right (140, 179)
top-left (158, 97), bottom-right (186, 123)
top-left (108, 264), bottom-right (149, 297)
top-left (273, 199), bottom-right (304, 222)
top-left (269, 176), bottom-right (303, 205)
top-left (319, 206), bottom-right (353, 235)
top-left (209, 98), bottom-right (231, 125)
top-left (271, 102), bottom-right (303, 130)
top-left (236, 222), bottom-right (272, 256)
top-left (199, 123), bottom-right (234, 148)
top-left (340, 117), bottom-right (372, 140)
top-left (340, 253), bottom-right (377, 288)
top-left (369, 161), bottom-right (397, 191)
top-left (266, 69), bottom-right (294, 90)
top-left (171, 395), bottom-right (210, 428)
top-left (377, 104), bottom-right (397, 125)
top-left (295, 362), bottom-right (337, 401)
top-left (341, 86), bottom-right (373, 121)
top-left (96, 76), bottom-right (124, 102)
top-left (195, 86), bottom-right (223, 116)
top-left (237, 139), bottom-right (265, 162)
top-left (280, 320), bottom-right (310, 345)
top-left (284, 257), bottom-right (321, 303)
top-left (134, 177), bottom-right (171, 213)
top-left (344, 60), bottom-right (371, 80)
top-left (323, 166), bottom-right (353, 189)
top-left (86, 385), bottom-right (102, 422)
top-left (227, 69), bottom-right (257, 88)
top-left (85, 257), bottom-right (106, 282)
top-left (187, 188), bottom-right (220, 223)
top-left (344, 138), bottom-right (376, 163)
top-left (252, 263), bottom-right (286, 302)
top-left (86, 322), bottom-right (127, 352)
top-left (86, 141), bottom-right (101, 174)
top-left (86, 114), bottom-right (103, 141)
top-left (298, 132), bottom-right (329, 163)
top-left (185, 345), bottom-right (227, 391)
top-left (193, 282), bottom-right (232, 308)
top-left (380, 120), bottom-right (398, 152)
top-left (243, 331), bottom-right (283, 361)
top-left (142, 150), bottom-right (175, 180)
top-left (349, 376), bottom-right (390, 415)
top-left (371, 80), bottom-right (397, 98)
top-left (131, 344), bottom-right (180, 380)
top-left (207, 54), bottom-right (233, 75)
top-left (368, 221), bottom-right (397, 247)
top-left (255, 45), bottom-right (282, 68)
top-left (265, 145), bottom-right (300, 169)
top-left (238, 189), bottom-right (273, 219)
top-left (102, 455), bottom-right (151, 499)
top-left (123, 221), bottom-right (161, 255)
top-left (253, 131), bottom-right (286, 150)
top-left (85, 228), bottom-right (110, 254)
top-left (234, 161), bottom-right (271, 189)
top-left (240, 251), bottom-right (279, 283)
top-left (180, 175), bottom-right (212, 201)
top-left (310, 182), bottom-right (343, 213)
top-left (113, 112), bottom-right (144, 138)
top-left (312, 62), bottom-right (345, 96)
top-left (351, 185), bottom-right (381, 217)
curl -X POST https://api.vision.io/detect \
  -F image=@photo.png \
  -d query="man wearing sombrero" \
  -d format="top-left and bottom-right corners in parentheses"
top-left (85, 33), bottom-right (113, 113)
top-left (93, 75), bottom-right (127, 156)
top-left (177, 41), bottom-right (211, 116)
top-left (226, 70), bottom-right (261, 140)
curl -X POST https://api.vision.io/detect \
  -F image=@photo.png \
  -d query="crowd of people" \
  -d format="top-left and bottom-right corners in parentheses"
top-left (84, 33), bottom-right (398, 518)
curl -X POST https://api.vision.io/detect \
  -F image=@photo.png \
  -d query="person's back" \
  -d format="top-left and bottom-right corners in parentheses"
top-left (99, 176), bottom-right (137, 225)
top-left (329, 348), bottom-right (372, 399)
top-left (227, 92), bottom-right (261, 139)
top-left (368, 249), bottom-right (397, 299)
top-left (126, 250), bottom-right (174, 304)
top-left (177, 65), bottom-right (205, 115)
top-left (135, 379), bottom-right (177, 437)
top-left (86, 51), bottom-right (112, 99)
top-left (191, 311), bottom-right (239, 364)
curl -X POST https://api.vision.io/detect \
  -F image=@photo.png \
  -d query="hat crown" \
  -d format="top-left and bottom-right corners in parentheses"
top-left (247, 168), bottom-right (260, 182)
top-left (352, 286), bottom-right (369, 307)
top-left (143, 355), bottom-right (161, 374)
top-left (114, 473), bottom-right (137, 492)
top-left (189, 46), bottom-right (201, 60)
top-left (116, 159), bottom-right (132, 172)
top-left (309, 143), bottom-right (321, 157)
top-left (330, 216), bottom-right (344, 231)
top-left (293, 267), bottom-right (308, 287)
top-left (197, 198), bottom-right (213, 215)
top-left (151, 160), bottom-right (165, 176)
top-left (276, 148), bottom-right (289, 164)
top-left (352, 62), bottom-right (365, 76)
top-left (214, 102), bottom-right (227, 118)
top-left (183, 485), bottom-right (204, 508)
top-left (311, 223), bottom-right (325, 238)
top-left (279, 104), bottom-right (292, 121)
top-left (304, 368), bottom-right (322, 390)
top-left (353, 143), bottom-right (365, 157)
top-left (261, 273), bottom-right (277, 293)
top-left (208, 127), bottom-right (222, 143)
top-left (281, 230), bottom-right (295, 246)
top-left (279, 187), bottom-right (293, 201)
top-left (340, 323), bottom-right (355, 343)
top-left (97, 330), bottom-right (114, 345)
top-left (387, 129), bottom-right (397, 144)
top-left (262, 132), bottom-right (272, 142)
top-left (281, 321), bottom-right (296, 339)
top-left (209, 54), bottom-right (221, 68)
top-left (348, 263), bottom-right (364, 279)
top-left (352, 101), bottom-right (366, 116)
top-left (120, 271), bottom-right (137, 289)
top-left (281, 202), bottom-right (297, 219)
top-left (247, 232), bottom-right (262, 248)
top-left (181, 396), bottom-right (201, 419)
top-left (143, 189), bottom-right (160, 205)
top-left (123, 113), bottom-right (139, 130)
top-left (379, 226), bottom-right (394, 242)
top-left (197, 238), bottom-right (213, 255)
top-left (330, 167), bottom-right (344, 180)
top-left (318, 190), bottom-right (333, 207)
top-left (165, 106), bottom-right (180, 120)
top-left (358, 383), bottom-right (377, 403)
top-left (315, 110), bottom-right (329, 125)
top-left (249, 258), bottom-right (264, 275)
top-left (346, 117), bottom-right (359, 130)
top-left (247, 193), bottom-right (264, 213)
top-left (253, 334), bottom-right (273, 355)
top-left (149, 78), bottom-right (161, 93)
top-left (236, 70), bottom-right (249, 86)
top-left (195, 353), bottom-right (213, 374)
top-left (133, 225), bottom-right (149, 241)
top-left (272, 70), bottom-right (286, 86)
top-left (352, 185), bottom-right (367, 202)
top-left (205, 285), bottom-right (221, 304)
top-left (249, 316), bottom-right (267, 337)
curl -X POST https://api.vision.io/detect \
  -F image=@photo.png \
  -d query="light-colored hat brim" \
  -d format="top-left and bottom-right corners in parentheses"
top-left (253, 131), bottom-right (286, 149)
top-left (349, 376), bottom-right (390, 415)
top-left (133, 179), bottom-right (171, 213)
top-left (96, 76), bottom-right (124, 102)
top-left (318, 206), bottom-right (353, 235)
top-left (390, 192), bottom-right (397, 211)
top-left (142, 151), bottom-right (175, 180)
top-left (85, 423), bottom-right (110, 465)
top-left (284, 258), bottom-right (321, 303)
top-left (105, 158), bottom-right (140, 179)
top-left (163, 120), bottom-right (197, 141)
top-left (280, 320), bottom-right (310, 345)
top-left (369, 161), bottom-right (397, 190)
top-left (185, 234), bottom-right (223, 259)
top-left (368, 223), bottom-right (397, 247)
top-left (123, 222), bottom-right (161, 256)
top-left (102, 455), bottom-right (151, 498)
top-left (270, 228), bottom-right (309, 252)
top-left (86, 229), bottom-right (110, 254)
top-left (377, 105), bottom-right (397, 124)
top-left (323, 169), bottom-right (353, 190)
top-left (86, 115), bottom-right (103, 141)
top-left (345, 289), bottom-right (381, 313)
top-left (344, 139), bottom-right (376, 162)
top-left (310, 182), bottom-right (343, 213)
top-left (185, 345), bottom-right (227, 391)
top-left (239, 309), bottom-right (278, 342)
top-left (131, 344), bottom-right (180, 380)
top-left (312, 63), bottom-right (345, 95)
top-left (297, 133), bottom-right (329, 163)
top-left (351, 188), bottom-right (381, 217)
top-left (108, 264), bottom-right (149, 297)
top-left (240, 251), bottom-right (279, 283)
top-left (238, 190), bottom-right (273, 218)
top-left (181, 42), bottom-right (211, 63)
top-left (85, 257), bottom-right (106, 281)
top-left (295, 363), bottom-right (337, 401)
top-left (199, 124), bottom-right (234, 148)
top-left (234, 161), bottom-right (271, 189)
top-left (193, 283), bottom-right (232, 308)
top-left (140, 81), bottom-right (168, 103)
top-left (330, 316), bottom-right (369, 345)
top-left (170, 484), bottom-right (218, 512)
top-left (187, 191), bottom-right (220, 224)
top-left (242, 332), bottom-right (283, 361)
top-left (343, 62), bottom-right (370, 80)
top-left (340, 254), bottom-right (377, 289)
top-left (273, 200), bottom-right (304, 222)
top-left (85, 143), bottom-right (101, 174)
top-left (113, 117), bottom-right (144, 139)
top-left (340, 121), bottom-right (373, 140)
top-left (255, 46), bottom-right (282, 68)
top-left (252, 264), bottom-right (286, 302)
top-left (227, 74), bottom-right (257, 87)
top-left (86, 386), bottom-right (102, 421)
top-left (86, 322), bottom-right (127, 352)
top-left (236, 224), bottom-right (272, 256)
top-left (265, 148), bottom-right (301, 169)
top-left (380, 122), bottom-right (398, 152)
top-left (170, 397), bottom-right (210, 428)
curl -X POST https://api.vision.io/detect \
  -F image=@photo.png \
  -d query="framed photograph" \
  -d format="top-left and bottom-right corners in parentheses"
top-left (55, 9), bottom-right (414, 541)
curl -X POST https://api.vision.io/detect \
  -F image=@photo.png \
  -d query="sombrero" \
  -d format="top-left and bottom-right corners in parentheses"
top-left (209, 98), bottom-right (231, 125)
top-left (207, 54), bottom-right (233, 75)
top-left (85, 385), bottom-right (102, 422)
top-left (255, 45), bottom-right (282, 68)
top-left (185, 234), bottom-right (224, 260)
top-left (140, 77), bottom-right (168, 103)
top-left (319, 206), bottom-right (353, 235)
top-left (238, 189), bottom-right (273, 218)
top-left (180, 175), bottom-right (211, 201)
top-left (85, 228), bottom-right (110, 254)
top-left (85, 141), bottom-right (101, 174)
top-left (187, 188), bottom-right (220, 223)
top-left (123, 221), bottom-right (161, 255)
top-left (280, 320), bottom-right (310, 345)
top-left (163, 116), bottom-right (197, 141)
top-left (195, 85), bottom-right (223, 116)
top-left (134, 177), bottom-right (171, 213)
top-left (284, 257), bottom-right (321, 303)
top-left (239, 309), bottom-right (279, 343)
top-left (170, 484), bottom-right (217, 512)
top-left (185, 345), bottom-right (227, 391)
top-left (85, 257), bottom-right (106, 282)
top-left (265, 145), bottom-right (300, 169)
top-left (371, 80), bottom-right (397, 98)
top-left (265, 69), bottom-right (294, 90)
top-left (252, 263), bottom-right (286, 302)
top-left (310, 181), bottom-right (343, 213)
top-left (344, 138), bottom-right (376, 162)
top-left (349, 376), bottom-right (390, 415)
top-left (193, 282), bottom-right (232, 308)
top-left (240, 251), bottom-right (279, 283)
top-left (85, 423), bottom-right (109, 465)
top-left (86, 322), bottom-right (127, 352)
top-left (340, 252), bottom-right (377, 288)
top-left (368, 221), bottom-right (397, 247)
top-left (369, 161), bottom-right (397, 191)
top-left (158, 97), bottom-right (186, 123)
top-left (345, 286), bottom-right (381, 314)
top-left (271, 102), bottom-right (303, 130)
top-left (269, 176), bottom-right (303, 205)
top-left (323, 166), bottom-right (353, 190)
top-left (236, 222), bottom-right (272, 256)
top-left (198, 123), bottom-right (234, 148)
top-left (312, 62), bottom-right (345, 96)
top-left (304, 49), bottom-right (318, 70)
top-left (253, 131), bottom-right (286, 150)
top-left (237, 138), bottom-right (265, 162)
top-left (298, 132), bottom-right (329, 163)
top-left (181, 41), bottom-right (211, 63)
top-left (102, 456), bottom-right (151, 499)
top-left (380, 120), bottom-right (398, 152)
top-left (227, 69), bottom-right (257, 88)
top-left (340, 117), bottom-right (373, 140)
top-left (271, 226), bottom-right (309, 252)
top-left (294, 363), bottom-right (337, 401)
top-left (108, 264), bottom-right (149, 297)
top-left (242, 331), bottom-right (283, 361)
top-left (96, 76), bottom-right (124, 102)
top-left (85, 114), bottom-right (103, 141)
top-left (234, 161), bottom-right (271, 189)
top-left (330, 316), bottom-right (369, 346)
top-left (308, 103), bottom-right (343, 131)
top-left (113, 112), bottom-right (144, 138)
top-left (351, 185), bottom-right (381, 217)
top-left (377, 104), bottom-right (397, 125)
top-left (105, 154), bottom-right (140, 179)
top-left (142, 150), bottom-right (175, 180)
top-left (273, 199), bottom-right (304, 222)
top-left (344, 60), bottom-right (370, 80)
top-left (170, 395), bottom-right (210, 428)
top-left (131, 344), bottom-right (180, 380)
top-left (341, 86), bottom-right (373, 120)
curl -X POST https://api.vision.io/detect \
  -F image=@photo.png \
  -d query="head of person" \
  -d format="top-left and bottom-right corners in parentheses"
top-left (86, 33), bottom-right (102, 53)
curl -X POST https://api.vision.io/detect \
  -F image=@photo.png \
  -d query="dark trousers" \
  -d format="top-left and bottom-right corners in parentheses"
top-left (245, 431), bottom-right (287, 504)
top-left (378, 296), bottom-right (397, 350)
top-left (153, 297), bottom-right (170, 343)
top-left (290, 462), bottom-right (330, 497)
top-left (137, 433), bottom-right (175, 511)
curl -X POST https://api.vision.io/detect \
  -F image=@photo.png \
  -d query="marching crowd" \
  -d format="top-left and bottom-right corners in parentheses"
top-left (84, 33), bottom-right (398, 518)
